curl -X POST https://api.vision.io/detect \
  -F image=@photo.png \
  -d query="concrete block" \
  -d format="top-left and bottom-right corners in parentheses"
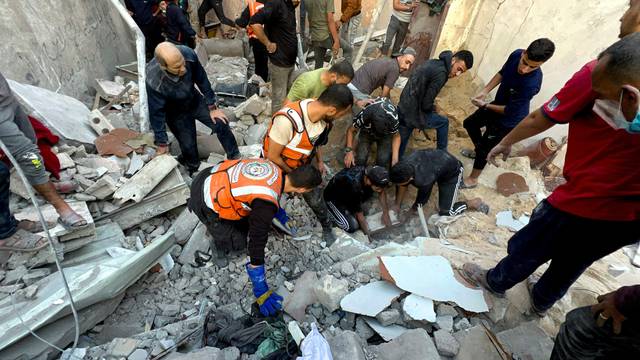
top-left (283, 271), bottom-right (319, 322)
top-left (172, 208), bottom-right (200, 245)
top-left (85, 176), bottom-right (117, 200)
top-left (326, 330), bottom-right (365, 360)
top-left (375, 309), bottom-right (401, 326)
top-left (177, 223), bottom-right (210, 265)
top-left (435, 315), bottom-right (454, 333)
top-left (57, 152), bottom-right (76, 170)
top-left (433, 329), bottom-right (459, 357)
top-left (21, 269), bottom-right (51, 286)
top-left (106, 338), bottom-right (139, 358)
top-left (314, 274), bottom-right (349, 312)
top-left (496, 321), bottom-right (554, 360)
top-left (244, 123), bottom-right (268, 145)
top-left (128, 348), bottom-right (148, 360)
top-left (113, 155), bottom-right (178, 204)
top-left (88, 109), bottom-right (115, 136)
top-left (374, 329), bottom-right (439, 360)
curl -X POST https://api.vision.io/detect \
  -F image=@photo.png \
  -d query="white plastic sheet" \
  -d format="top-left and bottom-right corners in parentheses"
top-left (296, 323), bottom-right (333, 360)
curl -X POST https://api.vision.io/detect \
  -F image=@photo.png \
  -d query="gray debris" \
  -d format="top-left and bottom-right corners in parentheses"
top-left (434, 329), bottom-right (460, 357)
top-left (375, 309), bottom-right (401, 327)
top-left (435, 315), bottom-right (454, 333)
top-left (314, 274), bottom-right (349, 312)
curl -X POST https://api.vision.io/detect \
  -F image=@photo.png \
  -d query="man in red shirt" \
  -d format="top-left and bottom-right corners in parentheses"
top-left (461, 33), bottom-right (640, 316)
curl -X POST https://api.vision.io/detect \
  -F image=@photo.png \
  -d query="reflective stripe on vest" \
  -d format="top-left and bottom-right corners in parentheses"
top-left (282, 107), bottom-right (313, 156)
top-left (247, 0), bottom-right (264, 39)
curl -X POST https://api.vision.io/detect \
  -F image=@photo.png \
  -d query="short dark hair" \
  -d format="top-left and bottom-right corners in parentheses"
top-left (526, 38), bottom-right (556, 62)
top-left (598, 33), bottom-right (640, 84)
top-left (318, 84), bottom-right (354, 111)
top-left (390, 162), bottom-right (414, 184)
top-left (329, 60), bottom-right (355, 79)
top-left (453, 50), bottom-right (474, 69)
top-left (288, 165), bottom-right (322, 189)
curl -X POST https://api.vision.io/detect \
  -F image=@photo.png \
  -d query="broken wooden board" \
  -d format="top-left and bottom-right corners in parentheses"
top-left (340, 281), bottom-right (403, 317)
top-left (13, 201), bottom-right (95, 242)
top-left (379, 256), bottom-right (489, 313)
top-left (113, 155), bottom-right (178, 204)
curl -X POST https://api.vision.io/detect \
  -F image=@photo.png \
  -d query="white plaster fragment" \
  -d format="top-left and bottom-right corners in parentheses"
top-left (403, 294), bottom-right (436, 322)
top-left (340, 281), bottom-right (404, 317)
top-left (363, 317), bottom-right (408, 341)
top-left (496, 211), bottom-right (529, 232)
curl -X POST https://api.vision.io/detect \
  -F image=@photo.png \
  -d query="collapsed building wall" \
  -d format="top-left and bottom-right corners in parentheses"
top-left (0, 1), bottom-right (136, 101)
top-left (435, 0), bottom-right (628, 140)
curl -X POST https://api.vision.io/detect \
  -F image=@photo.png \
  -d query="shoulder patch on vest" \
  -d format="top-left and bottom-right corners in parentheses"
top-left (242, 161), bottom-right (274, 180)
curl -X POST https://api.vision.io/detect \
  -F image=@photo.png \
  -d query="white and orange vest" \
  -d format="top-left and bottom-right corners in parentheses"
top-left (263, 101), bottom-right (318, 170)
top-left (203, 159), bottom-right (283, 220)
top-left (247, 0), bottom-right (264, 39)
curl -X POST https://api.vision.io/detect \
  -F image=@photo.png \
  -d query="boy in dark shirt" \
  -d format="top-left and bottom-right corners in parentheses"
top-left (324, 166), bottom-right (392, 234)
top-left (390, 149), bottom-right (488, 219)
top-left (462, 38), bottom-right (555, 188)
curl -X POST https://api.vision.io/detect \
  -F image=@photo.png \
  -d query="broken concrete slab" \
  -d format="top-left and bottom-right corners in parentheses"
top-left (329, 230), bottom-right (372, 262)
top-left (496, 172), bottom-right (530, 197)
top-left (434, 328), bottom-right (459, 357)
top-left (283, 271), bottom-right (319, 322)
top-left (126, 151), bottom-right (145, 176)
top-left (365, 211), bottom-right (400, 233)
top-left (496, 321), bottom-right (554, 360)
top-left (61, 222), bottom-right (126, 267)
top-left (88, 109), bottom-right (116, 136)
top-left (95, 79), bottom-right (127, 100)
top-left (363, 317), bottom-right (408, 342)
top-left (177, 223), bottom-right (210, 265)
top-left (85, 175), bottom-right (117, 200)
top-left (113, 155), bottom-right (178, 204)
top-left (9, 170), bottom-right (32, 200)
top-left (164, 346), bottom-right (237, 360)
top-left (171, 208), bottom-right (200, 245)
top-left (75, 156), bottom-right (124, 176)
top-left (57, 152), bottom-right (76, 170)
top-left (325, 330), bottom-right (365, 360)
top-left (14, 200), bottom-right (95, 242)
top-left (402, 294), bottom-right (436, 322)
top-left (379, 256), bottom-right (489, 313)
top-left (314, 274), bottom-right (349, 312)
top-left (453, 326), bottom-right (505, 360)
top-left (106, 338), bottom-right (139, 358)
top-left (376, 309), bottom-right (401, 327)
top-left (340, 281), bottom-right (403, 317)
top-left (8, 79), bottom-right (96, 145)
top-left (373, 328), bottom-right (439, 359)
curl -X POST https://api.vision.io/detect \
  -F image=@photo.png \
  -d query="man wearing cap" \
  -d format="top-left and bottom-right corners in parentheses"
top-left (348, 48), bottom-right (416, 102)
top-left (344, 97), bottom-right (401, 169)
top-left (324, 165), bottom-right (392, 234)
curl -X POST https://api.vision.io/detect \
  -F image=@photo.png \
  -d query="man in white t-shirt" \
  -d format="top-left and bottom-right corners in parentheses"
top-left (381, 0), bottom-right (417, 57)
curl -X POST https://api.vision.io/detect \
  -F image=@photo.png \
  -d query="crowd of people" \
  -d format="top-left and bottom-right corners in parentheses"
top-left (1, 1), bottom-right (639, 358)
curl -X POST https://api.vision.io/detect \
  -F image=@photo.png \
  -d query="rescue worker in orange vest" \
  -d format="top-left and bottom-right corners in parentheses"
top-left (263, 84), bottom-right (354, 245)
top-left (236, 0), bottom-right (269, 82)
top-left (188, 158), bottom-right (322, 316)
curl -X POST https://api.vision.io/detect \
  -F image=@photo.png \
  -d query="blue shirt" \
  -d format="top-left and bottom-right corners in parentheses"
top-left (494, 49), bottom-right (542, 128)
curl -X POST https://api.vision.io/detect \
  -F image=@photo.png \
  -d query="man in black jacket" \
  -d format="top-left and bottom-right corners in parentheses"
top-left (397, 50), bottom-right (474, 155)
top-left (166, 0), bottom-right (197, 48)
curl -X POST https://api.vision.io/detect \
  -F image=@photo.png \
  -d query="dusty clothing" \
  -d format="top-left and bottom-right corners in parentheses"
top-left (249, 0), bottom-right (298, 68)
top-left (391, 0), bottom-right (414, 22)
top-left (326, 200), bottom-right (359, 233)
top-left (311, 36), bottom-right (353, 70)
top-left (398, 51), bottom-right (452, 130)
top-left (340, 0), bottom-right (361, 23)
top-left (464, 108), bottom-right (512, 170)
top-left (551, 306), bottom-right (640, 360)
top-left (236, 5), bottom-right (269, 81)
top-left (0, 73), bottom-right (48, 186)
top-left (381, 14), bottom-right (410, 56)
top-left (324, 166), bottom-right (372, 215)
top-left (306, 0), bottom-right (335, 42)
top-left (267, 100), bottom-right (328, 147)
top-left (269, 62), bottom-right (295, 114)
top-left (351, 58), bottom-right (401, 95)
top-left (287, 68), bottom-right (327, 102)
top-left (540, 61), bottom-right (640, 221)
top-left (0, 162), bottom-right (16, 239)
top-left (355, 132), bottom-right (392, 168)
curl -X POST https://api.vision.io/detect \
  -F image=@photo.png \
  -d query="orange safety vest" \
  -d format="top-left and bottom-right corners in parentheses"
top-left (247, 0), bottom-right (264, 39)
top-left (263, 100), bottom-right (318, 170)
top-left (203, 159), bottom-right (283, 220)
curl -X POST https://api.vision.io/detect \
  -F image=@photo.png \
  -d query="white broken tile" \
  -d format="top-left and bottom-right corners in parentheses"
top-left (340, 281), bottom-right (403, 317)
top-left (366, 210), bottom-right (400, 233)
top-left (380, 256), bottom-right (489, 313)
top-left (496, 211), bottom-right (529, 232)
top-left (403, 294), bottom-right (436, 322)
top-left (126, 152), bottom-right (144, 176)
top-left (56, 153), bottom-right (75, 170)
top-left (364, 317), bottom-right (409, 341)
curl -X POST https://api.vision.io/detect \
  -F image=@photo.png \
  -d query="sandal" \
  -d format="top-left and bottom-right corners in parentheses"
top-left (57, 212), bottom-right (89, 231)
top-left (460, 148), bottom-right (476, 159)
top-left (460, 181), bottom-right (478, 189)
top-left (459, 263), bottom-right (505, 298)
top-left (0, 230), bottom-right (48, 252)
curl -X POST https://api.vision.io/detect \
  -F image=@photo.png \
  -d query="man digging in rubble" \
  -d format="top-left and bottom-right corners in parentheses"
top-left (461, 34), bottom-right (640, 317)
top-left (284, 60), bottom-right (354, 106)
top-left (348, 47), bottom-right (416, 102)
top-left (263, 84), bottom-right (354, 245)
top-left (344, 97), bottom-right (401, 169)
top-left (0, 72), bottom-right (87, 251)
top-left (461, 38), bottom-right (556, 189)
top-left (147, 42), bottom-right (240, 175)
top-left (324, 165), bottom-right (392, 236)
top-left (188, 158), bottom-right (322, 316)
top-left (389, 149), bottom-right (489, 221)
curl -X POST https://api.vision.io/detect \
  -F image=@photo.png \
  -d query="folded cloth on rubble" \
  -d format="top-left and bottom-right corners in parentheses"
top-left (0, 116), bottom-right (61, 179)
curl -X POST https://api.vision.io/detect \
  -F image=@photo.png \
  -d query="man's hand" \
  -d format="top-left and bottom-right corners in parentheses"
top-left (391, 204), bottom-right (401, 215)
top-left (335, 20), bottom-right (342, 30)
top-left (487, 143), bottom-right (512, 166)
top-left (356, 99), bottom-right (374, 108)
top-left (592, 291), bottom-right (627, 335)
top-left (344, 152), bottom-right (355, 168)
top-left (381, 211), bottom-right (392, 227)
top-left (471, 97), bottom-right (488, 108)
top-left (155, 145), bottom-right (169, 157)
top-left (210, 109), bottom-right (229, 124)
top-left (332, 41), bottom-right (340, 56)
top-left (267, 42), bottom-right (277, 54)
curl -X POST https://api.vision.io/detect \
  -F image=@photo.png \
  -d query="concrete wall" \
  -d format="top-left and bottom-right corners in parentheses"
top-left (435, 0), bottom-right (628, 140)
top-left (0, 1), bottom-right (136, 101)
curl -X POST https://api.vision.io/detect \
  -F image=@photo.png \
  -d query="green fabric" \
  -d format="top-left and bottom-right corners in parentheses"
top-left (287, 68), bottom-right (328, 102)
top-left (306, 0), bottom-right (335, 42)
top-left (255, 322), bottom-right (288, 359)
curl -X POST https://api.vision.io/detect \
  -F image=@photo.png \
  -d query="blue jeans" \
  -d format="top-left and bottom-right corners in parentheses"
top-left (0, 161), bottom-right (17, 239)
top-left (398, 112), bottom-right (450, 157)
top-left (487, 200), bottom-right (640, 311)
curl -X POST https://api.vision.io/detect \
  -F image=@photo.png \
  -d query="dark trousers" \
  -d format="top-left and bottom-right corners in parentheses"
top-left (487, 200), bottom-right (640, 311)
top-left (0, 161), bottom-right (17, 239)
top-left (302, 186), bottom-right (331, 229)
top-left (355, 132), bottom-right (392, 168)
top-left (381, 16), bottom-right (410, 55)
top-left (167, 95), bottom-right (239, 174)
top-left (188, 169), bottom-right (248, 254)
top-left (415, 165), bottom-right (467, 216)
top-left (140, 22), bottom-right (164, 59)
top-left (250, 38), bottom-right (270, 82)
top-left (326, 201), bottom-right (359, 233)
top-left (463, 108), bottom-right (512, 170)
top-left (311, 36), bottom-right (353, 70)
top-left (551, 306), bottom-right (640, 359)
top-left (398, 112), bottom-right (449, 157)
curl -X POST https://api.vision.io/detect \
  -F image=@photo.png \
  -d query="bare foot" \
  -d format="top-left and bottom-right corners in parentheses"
top-left (461, 177), bottom-right (478, 189)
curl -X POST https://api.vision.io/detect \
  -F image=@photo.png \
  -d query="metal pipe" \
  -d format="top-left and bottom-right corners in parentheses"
top-left (108, 0), bottom-right (149, 132)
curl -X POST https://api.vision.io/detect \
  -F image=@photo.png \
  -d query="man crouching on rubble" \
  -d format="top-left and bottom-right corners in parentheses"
top-left (147, 42), bottom-right (240, 175)
top-left (188, 158), bottom-right (322, 316)
top-left (0, 72), bottom-right (87, 252)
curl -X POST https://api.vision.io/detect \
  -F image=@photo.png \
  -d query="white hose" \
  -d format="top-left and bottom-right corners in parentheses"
top-left (0, 139), bottom-right (81, 358)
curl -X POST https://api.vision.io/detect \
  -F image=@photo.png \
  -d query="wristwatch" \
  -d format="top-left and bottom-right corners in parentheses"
top-left (345, 147), bottom-right (352, 153)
